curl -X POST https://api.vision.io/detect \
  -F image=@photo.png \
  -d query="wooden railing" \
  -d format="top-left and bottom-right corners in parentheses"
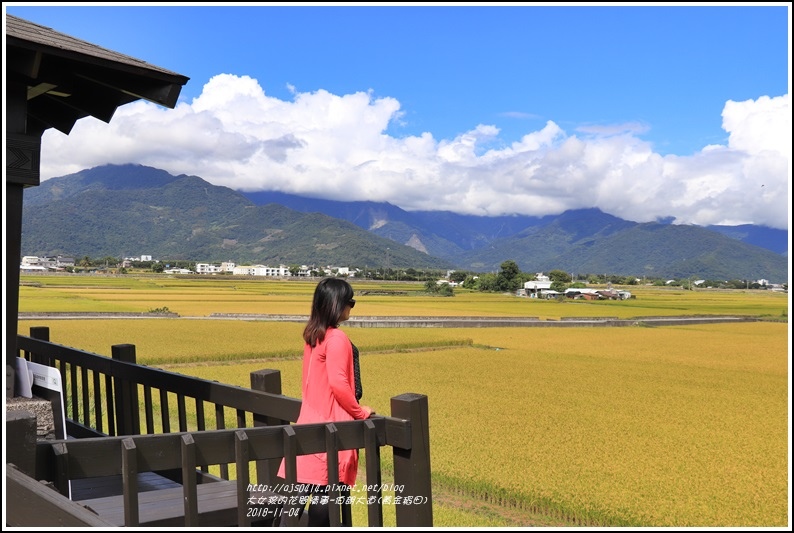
top-left (7, 327), bottom-right (432, 527)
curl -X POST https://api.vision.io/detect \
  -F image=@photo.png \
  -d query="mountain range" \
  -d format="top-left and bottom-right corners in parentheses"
top-left (21, 164), bottom-right (789, 283)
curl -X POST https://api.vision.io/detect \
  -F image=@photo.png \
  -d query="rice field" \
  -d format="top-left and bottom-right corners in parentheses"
top-left (16, 274), bottom-right (791, 526)
top-left (20, 274), bottom-right (789, 320)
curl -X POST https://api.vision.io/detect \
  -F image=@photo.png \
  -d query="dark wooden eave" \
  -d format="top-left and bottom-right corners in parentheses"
top-left (5, 13), bottom-right (190, 136)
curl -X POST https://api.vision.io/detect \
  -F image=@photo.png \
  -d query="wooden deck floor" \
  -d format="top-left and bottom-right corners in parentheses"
top-left (70, 472), bottom-right (180, 500)
top-left (73, 476), bottom-right (282, 527)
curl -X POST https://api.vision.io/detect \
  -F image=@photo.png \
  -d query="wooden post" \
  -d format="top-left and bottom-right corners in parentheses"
top-left (250, 369), bottom-right (284, 421)
top-left (112, 344), bottom-right (139, 435)
top-left (5, 78), bottom-right (36, 399)
top-left (28, 326), bottom-right (51, 365)
top-left (6, 179), bottom-right (23, 399)
top-left (250, 369), bottom-right (287, 485)
top-left (390, 393), bottom-right (433, 527)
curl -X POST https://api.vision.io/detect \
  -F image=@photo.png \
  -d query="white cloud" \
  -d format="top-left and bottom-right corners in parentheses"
top-left (39, 75), bottom-right (790, 230)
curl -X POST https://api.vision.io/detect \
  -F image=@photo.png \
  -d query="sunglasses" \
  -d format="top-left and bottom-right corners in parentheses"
top-left (348, 298), bottom-right (356, 309)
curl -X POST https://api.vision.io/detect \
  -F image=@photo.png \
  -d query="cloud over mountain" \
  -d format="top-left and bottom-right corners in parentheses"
top-left (39, 75), bottom-right (789, 230)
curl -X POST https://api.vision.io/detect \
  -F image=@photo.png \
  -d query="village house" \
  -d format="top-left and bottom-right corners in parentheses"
top-left (163, 267), bottom-right (193, 274)
top-left (232, 264), bottom-right (291, 276)
top-left (20, 255), bottom-right (75, 271)
top-left (518, 273), bottom-right (556, 298)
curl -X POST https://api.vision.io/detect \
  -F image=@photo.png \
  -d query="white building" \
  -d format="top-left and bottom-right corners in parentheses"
top-left (20, 263), bottom-right (47, 272)
top-left (164, 268), bottom-right (193, 274)
top-left (522, 273), bottom-right (552, 297)
top-left (195, 263), bottom-right (223, 274)
top-left (20, 255), bottom-right (73, 271)
top-left (564, 288), bottom-right (600, 296)
top-left (232, 264), bottom-right (292, 277)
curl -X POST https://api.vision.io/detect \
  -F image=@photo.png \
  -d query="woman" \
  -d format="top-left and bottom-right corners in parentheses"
top-left (278, 277), bottom-right (374, 526)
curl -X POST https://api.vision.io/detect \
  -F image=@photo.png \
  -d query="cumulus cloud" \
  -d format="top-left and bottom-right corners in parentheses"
top-left (39, 74), bottom-right (790, 230)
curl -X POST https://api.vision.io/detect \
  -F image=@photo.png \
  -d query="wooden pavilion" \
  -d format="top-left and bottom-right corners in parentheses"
top-left (5, 13), bottom-right (190, 396)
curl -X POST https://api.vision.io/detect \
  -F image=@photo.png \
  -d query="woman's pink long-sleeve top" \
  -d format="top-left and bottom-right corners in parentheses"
top-left (277, 327), bottom-right (369, 486)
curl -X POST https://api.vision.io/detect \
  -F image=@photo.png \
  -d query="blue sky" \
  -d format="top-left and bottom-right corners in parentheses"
top-left (3, 3), bottom-right (791, 230)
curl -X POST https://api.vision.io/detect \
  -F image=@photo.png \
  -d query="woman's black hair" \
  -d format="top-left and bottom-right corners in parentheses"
top-left (303, 277), bottom-right (355, 347)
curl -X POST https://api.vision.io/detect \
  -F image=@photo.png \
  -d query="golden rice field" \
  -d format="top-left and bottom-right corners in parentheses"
top-left (16, 274), bottom-right (791, 526)
top-left (19, 274), bottom-right (789, 320)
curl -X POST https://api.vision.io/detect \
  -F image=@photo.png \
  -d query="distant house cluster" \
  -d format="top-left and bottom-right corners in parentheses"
top-left (20, 255), bottom-right (75, 272)
top-left (20, 254), bottom-right (358, 278)
top-left (562, 288), bottom-right (633, 300)
top-left (517, 273), bottom-right (632, 300)
top-left (173, 262), bottom-right (356, 278)
top-left (120, 255), bottom-right (152, 268)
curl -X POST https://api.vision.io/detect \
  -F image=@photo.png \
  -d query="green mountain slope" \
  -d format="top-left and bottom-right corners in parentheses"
top-left (21, 165), bottom-right (453, 269)
top-left (21, 164), bottom-right (788, 282)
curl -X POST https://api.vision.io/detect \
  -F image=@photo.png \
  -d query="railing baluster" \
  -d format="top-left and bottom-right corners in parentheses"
top-left (177, 394), bottom-right (187, 432)
top-left (215, 403), bottom-right (226, 430)
top-left (282, 426), bottom-right (298, 527)
top-left (216, 404), bottom-right (229, 479)
top-left (121, 437), bottom-right (140, 526)
top-left (160, 389), bottom-right (171, 433)
top-left (364, 419), bottom-right (384, 526)
top-left (195, 398), bottom-right (206, 431)
top-left (92, 370), bottom-right (103, 434)
top-left (80, 366), bottom-right (90, 426)
top-left (325, 423), bottom-right (342, 526)
top-left (180, 434), bottom-right (198, 526)
top-left (69, 363), bottom-right (78, 421)
top-left (105, 373), bottom-right (116, 436)
top-left (235, 430), bottom-right (251, 527)
top-left (143, 386), bottom-right (154, 434)
top-left (58, 360), bottom-right (68, 409)
top-left (195, 399), bottom-right (208, 472)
